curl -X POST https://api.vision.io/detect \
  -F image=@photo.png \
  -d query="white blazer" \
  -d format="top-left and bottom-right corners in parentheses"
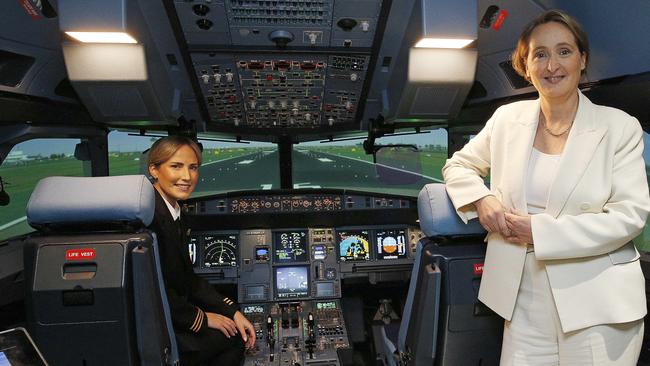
top-left (443, 91), bottom-right (650, 332)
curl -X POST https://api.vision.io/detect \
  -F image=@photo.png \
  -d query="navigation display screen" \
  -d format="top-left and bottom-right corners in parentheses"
top-left (273, 230), bottom-right (309, 263)
top-left (275, 266), bottom-right (309, 299)
top-left (202, 234), bottom-right (238, 267)
top-left (375, 228), bottom-right (408, 260)
top-left (337, 229), bottom-right (371, 261)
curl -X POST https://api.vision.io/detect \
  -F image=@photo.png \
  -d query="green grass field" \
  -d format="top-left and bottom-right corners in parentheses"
top-left (0, 158), bottom-right (87, 241)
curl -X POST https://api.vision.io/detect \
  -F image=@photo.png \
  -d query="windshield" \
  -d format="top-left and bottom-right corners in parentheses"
top-left (108, 131), bottom-right (280, 197)
top-left (108, 129), bottom-right (446, 199)
top-left (0, 138), bottom-right (88, 242)
top-left (293, 129), bottom-right (447, 197)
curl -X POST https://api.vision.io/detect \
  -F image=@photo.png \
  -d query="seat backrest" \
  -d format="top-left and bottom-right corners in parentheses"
top-left (26, 175), bottom-right (155, 230)
top-left (24, 175), bottom-right (178, 366)
top-left (416, 183), bottom-right (485, 238)
top-left (396, 183), bottom-right (485, 360)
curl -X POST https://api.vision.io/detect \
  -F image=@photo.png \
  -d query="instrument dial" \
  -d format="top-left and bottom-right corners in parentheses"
top-left (203, 235), bottom-right (238, 268)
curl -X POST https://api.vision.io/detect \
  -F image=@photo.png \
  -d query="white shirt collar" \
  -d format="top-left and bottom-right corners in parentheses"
top-left (160, 192), bottom-right (181, 221)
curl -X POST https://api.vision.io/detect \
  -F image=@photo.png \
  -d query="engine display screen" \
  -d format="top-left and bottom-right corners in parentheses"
top-left (337, 229), bottom-right (371, 261)
top-left (375, 228), bottom-right (408, 260)
top-left (273, 230), bottom-right (308, 263)
top-left (202, 234), bottom-right (238, 268)
top-left (275, 266), bottom-right (309, 299)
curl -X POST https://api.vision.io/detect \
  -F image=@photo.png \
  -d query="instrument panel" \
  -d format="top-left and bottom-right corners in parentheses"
top-left (184, 190), bottom-right (422, 365)
top-left (188, 225), bottom-right (423, 302)
top-left (188, 192), bottom-right (410, 214)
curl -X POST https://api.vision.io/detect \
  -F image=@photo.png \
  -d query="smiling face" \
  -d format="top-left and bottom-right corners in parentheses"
top-left (149, 145), bottom-right (199, 206)
top-left (525, 21), bottom-right (586, 102)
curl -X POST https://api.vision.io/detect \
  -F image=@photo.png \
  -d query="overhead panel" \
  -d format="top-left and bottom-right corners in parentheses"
top-left (173, 0), bottom-right (382, 131)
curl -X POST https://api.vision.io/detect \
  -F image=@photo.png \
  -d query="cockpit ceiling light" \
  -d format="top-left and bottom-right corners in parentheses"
top-left (415, 38), bottom-right (473, 49)
top-left (65, 32), bottom-right (137, 44)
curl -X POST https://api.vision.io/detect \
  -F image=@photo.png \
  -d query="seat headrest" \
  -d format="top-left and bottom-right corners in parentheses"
top-left (27, 175), bottom-right (155, 228)
top-left (417, 183), bottom-right (485, 237)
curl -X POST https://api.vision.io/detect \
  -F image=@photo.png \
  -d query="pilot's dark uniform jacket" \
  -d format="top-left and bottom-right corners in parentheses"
top-left (149, 189), bottom-right (244, 365)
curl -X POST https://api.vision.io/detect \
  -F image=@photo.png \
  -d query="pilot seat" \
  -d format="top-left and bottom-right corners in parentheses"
top-left (23, 175), bottom-right (179, 366)
top-left (377, 183), bottom-right (503, 365)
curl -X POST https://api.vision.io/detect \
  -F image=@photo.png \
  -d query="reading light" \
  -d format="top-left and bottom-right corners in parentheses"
top-left (415, 38), bottom-right (474, 49)
top-left (66, 32), bottom-right (137, 44)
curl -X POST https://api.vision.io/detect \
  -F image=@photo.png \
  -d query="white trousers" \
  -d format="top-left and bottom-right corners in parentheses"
top-left (500, 250), bottom-right (644, 366)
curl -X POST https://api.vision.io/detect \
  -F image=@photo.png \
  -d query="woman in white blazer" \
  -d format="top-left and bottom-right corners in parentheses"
top-left (443, 10), bottom-right (650, 365)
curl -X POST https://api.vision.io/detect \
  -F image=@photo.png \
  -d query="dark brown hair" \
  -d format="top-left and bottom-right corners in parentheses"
top-left (147, 136), bottom-right (202, 168)
top-left (511, 9), bottom-right (589, 81)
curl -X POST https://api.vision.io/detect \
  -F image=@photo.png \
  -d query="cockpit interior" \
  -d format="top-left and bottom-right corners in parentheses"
top-left (1, 0), bottom-right (650, 365)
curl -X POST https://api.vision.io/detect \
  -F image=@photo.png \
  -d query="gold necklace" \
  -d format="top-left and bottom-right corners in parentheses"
top-left (541, 117), bottom-right (573, 137)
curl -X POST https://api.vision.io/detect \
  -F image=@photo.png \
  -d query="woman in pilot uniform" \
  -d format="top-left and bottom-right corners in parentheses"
top-left (148, 136), bottom-right (256, 365)
top-left (443, 10), bottom-right (650, 365)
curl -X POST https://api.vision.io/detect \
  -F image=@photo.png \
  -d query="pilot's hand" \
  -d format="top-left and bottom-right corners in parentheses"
top-left (504, 209), bottom-right (533, 245)
top-left (233, 311), bottom-right (256, 350)
top-left (474, 195), bottom-right (510, 236)
top-left (206, 312), bottom-right (238, 338)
